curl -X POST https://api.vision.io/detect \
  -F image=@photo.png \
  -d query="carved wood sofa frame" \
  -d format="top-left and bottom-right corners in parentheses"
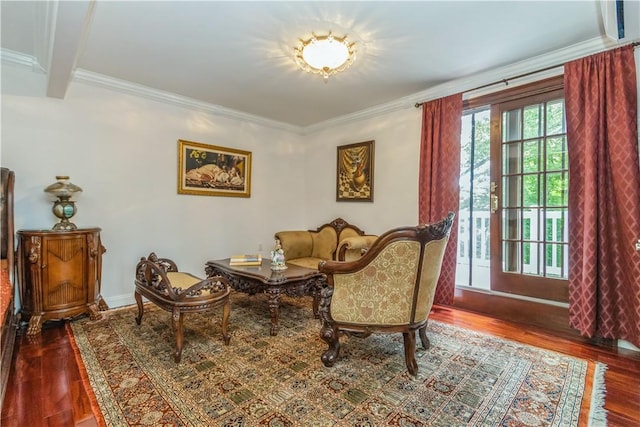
top-left (275, 217), bottom-right (378, 269)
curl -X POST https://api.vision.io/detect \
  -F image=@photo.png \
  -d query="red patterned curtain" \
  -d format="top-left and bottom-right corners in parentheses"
top-left (418, 93), bottom-right (463, 305)
top-left (565, 45), bottom-right (640, 347)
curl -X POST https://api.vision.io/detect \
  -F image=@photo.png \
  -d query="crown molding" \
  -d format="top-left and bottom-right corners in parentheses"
top-left (72, 69), bottom-right (305, 134)
top-left (3, 35), bottom-right (634, 136)
top-left (306, 36), bottom-right (625, 133)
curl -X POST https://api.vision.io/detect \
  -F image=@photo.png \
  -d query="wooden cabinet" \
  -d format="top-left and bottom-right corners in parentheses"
top-left (17, 228), bottom-right (107, 335)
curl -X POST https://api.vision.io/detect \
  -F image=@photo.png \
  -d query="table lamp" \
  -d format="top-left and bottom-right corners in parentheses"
top-left (44, 175), bottom-right (82, 230)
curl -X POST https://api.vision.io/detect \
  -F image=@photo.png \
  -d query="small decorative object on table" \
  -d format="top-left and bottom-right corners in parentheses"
top-left (270, 238), bottom-right (287, 271)
top-left (44, 175), bottom-right (82, 230)
top-left (229, 254), bottom-right (262, 266)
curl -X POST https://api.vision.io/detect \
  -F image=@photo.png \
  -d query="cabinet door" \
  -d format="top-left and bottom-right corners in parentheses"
top-left (43, 235), bottom-right (87, 310)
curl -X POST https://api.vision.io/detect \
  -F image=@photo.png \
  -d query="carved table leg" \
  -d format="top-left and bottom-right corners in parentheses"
top-left (220, 298), bottom-right (231, 345)
top-left (26, 315), bottom-right (43, 336)
top-left (319, 286), bottom-right (340, 367)
top-left (312, 277), bottom-right (326, 319)
top-left (265, 288), bottom-right (281, 336)
top-left (87, 303), bottom-right (103, 321)
top-left (312, 294), bottom-right (320, 318)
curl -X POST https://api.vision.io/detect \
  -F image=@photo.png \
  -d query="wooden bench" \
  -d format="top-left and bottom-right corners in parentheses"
top-left (134, 253), bottom-right (231, 362)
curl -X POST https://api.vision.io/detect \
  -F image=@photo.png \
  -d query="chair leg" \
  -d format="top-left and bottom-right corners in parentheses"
top-left (134, 291), bottom-right (144, 325)
top-left (403, 332), bottom-right (418, 376)
top-left (418, 326), bottom-right (430, 349)
top-left (172, 308), bottom-right (184, 363)
top-left (320, 321), bottom-right (340, 367)
top-left (220, 299), bottom-right (231, 345)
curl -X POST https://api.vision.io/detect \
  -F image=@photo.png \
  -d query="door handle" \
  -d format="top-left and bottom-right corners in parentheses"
top-left (491, 195), bottom-right (498, 214)
top-left (490, 181), bottom-right (498, 214)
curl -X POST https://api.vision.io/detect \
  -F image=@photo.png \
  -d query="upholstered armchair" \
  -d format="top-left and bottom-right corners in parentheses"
top-left (317, 213), bottom-right (455, 376)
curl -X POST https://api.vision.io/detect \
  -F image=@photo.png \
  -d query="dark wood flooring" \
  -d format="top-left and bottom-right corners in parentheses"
top-left (1, 306), bottom-right (639, 427)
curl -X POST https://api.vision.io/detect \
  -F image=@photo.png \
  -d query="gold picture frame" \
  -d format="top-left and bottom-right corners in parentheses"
top-left (336, 140), bottom-right (374, 202)
top-left (178, 139), bottom-right (251, 197)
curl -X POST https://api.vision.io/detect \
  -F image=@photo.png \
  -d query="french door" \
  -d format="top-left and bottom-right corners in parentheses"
top-left (457, 77), bottom-right (569, 303)
top-left (490, 88), bottom-right (568, 302)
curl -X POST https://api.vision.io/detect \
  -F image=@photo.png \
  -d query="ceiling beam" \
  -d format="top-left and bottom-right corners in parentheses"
top-left (46, 0), bottom-right (95, 99)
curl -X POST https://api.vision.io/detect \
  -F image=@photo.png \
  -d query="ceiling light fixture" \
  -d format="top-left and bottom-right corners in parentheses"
top-left (294, 32), bottom-right (356, 82)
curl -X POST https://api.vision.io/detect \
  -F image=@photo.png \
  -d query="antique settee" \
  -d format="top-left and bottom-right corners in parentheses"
top-left (275, 218), bottom-right (378, 269)
top-left (1, 167), bottom-right (16, 409)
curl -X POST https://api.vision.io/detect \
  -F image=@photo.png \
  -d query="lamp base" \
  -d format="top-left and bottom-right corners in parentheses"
top-left (52, 220), bottom-right (78, 231)
top-left (51, 200), bottom-right (78, 231)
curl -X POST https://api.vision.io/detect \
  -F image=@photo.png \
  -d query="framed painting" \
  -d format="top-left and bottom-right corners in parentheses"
top-left (336, 140), bottom-right (374, 202)
top-left (178, 139), bottom-right (252, 197)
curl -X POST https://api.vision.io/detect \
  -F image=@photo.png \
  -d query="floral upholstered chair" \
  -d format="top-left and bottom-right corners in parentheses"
top-left (134, 253), bottom-right (231, 362)
top-left (317, 213), bottom-right (455, 376)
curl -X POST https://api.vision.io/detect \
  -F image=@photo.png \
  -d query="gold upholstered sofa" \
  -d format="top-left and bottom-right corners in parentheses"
top-left (274, 218), bottom-right (378, 269)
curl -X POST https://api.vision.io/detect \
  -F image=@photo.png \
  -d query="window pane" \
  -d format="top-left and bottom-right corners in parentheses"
top-left (545, 243), bottom-right (567, 278)
top-left (545, 172), bottom-right (568, 206)
top-left (545, 208), bottom-right (568, 243)
top-left (524, 208), bottom-right (540, 240)
top-left (502, 175), bottom-right (521, 207)
top-left (457, 109), bottom-right (491, 290)
top-left (523, 139), bottom-right (540, 173)
top-left (523, 104), bottom-right (542, 139)
top-left (503, 241), bottom-right (520, 273)
top-left (502, 109), bottom-right (521, 142)
top-left (522, 242), bottom-right (540, 275)
top-left (523, 174), bottom-right (540, 206)
top-left (502, 142), bottom-right (521, 174)
top-left (545, 136), bottom-right (567, 171)
top-left (502, 208), bottom-right (520, 240)
top-left (546, 99), bottom-right (565, 135)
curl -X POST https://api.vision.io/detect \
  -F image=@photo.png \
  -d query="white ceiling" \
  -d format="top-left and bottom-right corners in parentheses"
top-left (0, 1), bottom-right (634, 130)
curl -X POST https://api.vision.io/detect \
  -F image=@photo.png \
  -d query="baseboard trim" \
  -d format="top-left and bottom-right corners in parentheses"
top-left (452, 287), bottom-right (580, 339)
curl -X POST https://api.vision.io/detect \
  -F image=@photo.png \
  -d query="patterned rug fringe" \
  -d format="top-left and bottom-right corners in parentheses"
top-left (588, 362), bottom-right (608, 426)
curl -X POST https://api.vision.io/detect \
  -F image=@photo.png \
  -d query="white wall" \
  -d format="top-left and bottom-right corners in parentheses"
top-left (1, 66), bottom-right (425, 308)
top-left (303, 107), bottom-right (422, 235)
top-left (1, 71), bottom-right (310, 307)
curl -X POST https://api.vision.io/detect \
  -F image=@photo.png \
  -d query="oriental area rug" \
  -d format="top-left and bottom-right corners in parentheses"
top-left (69, 293), bottom-right (607, 426)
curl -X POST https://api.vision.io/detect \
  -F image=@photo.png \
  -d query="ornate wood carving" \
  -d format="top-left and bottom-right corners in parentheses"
top-left (17, 228), bottom-right (106, 335)
top-left (205, 259), bottom-right (326, 336)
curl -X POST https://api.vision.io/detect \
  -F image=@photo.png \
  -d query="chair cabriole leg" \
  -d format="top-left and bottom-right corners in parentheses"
top-left (172, 308), bottom-right (184, 363)
top-left (403, 332), bottom-right (418, 376)
top-left (418, 326), bottom-right (430, 349)
top-left (134, 291), bottom-right (144, 325)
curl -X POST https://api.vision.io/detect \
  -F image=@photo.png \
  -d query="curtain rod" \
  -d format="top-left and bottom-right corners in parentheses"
top-left (414, 41), bottom-right (640, 108)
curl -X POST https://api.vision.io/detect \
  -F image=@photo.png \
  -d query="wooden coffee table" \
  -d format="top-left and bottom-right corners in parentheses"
top-left (205, 259), bottom-right (326, 336)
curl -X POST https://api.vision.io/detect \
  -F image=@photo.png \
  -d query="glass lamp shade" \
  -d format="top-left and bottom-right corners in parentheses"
top-left (294, 32), bottom-right (356, 80)
top-left (44, 176), bottom-right (82, 230)
top-left (302, 37), bottom-right (350, 70)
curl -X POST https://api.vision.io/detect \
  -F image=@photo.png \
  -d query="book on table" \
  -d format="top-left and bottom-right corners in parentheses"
top-left (229, 254), bottom-right (262, 266)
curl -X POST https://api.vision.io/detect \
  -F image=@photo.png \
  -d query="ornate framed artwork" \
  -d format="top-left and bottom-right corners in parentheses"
top-left (336, 140), bottom-right (374, 202)
top-left (178, 139), bottom-right (252, 197)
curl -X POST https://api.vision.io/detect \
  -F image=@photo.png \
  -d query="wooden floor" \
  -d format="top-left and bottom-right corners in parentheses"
top-left (1, 306), bottom-right (639, 427)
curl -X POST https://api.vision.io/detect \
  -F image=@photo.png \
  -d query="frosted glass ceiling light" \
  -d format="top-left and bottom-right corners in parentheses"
top-left (294, 32), bottom-right (356, 81)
